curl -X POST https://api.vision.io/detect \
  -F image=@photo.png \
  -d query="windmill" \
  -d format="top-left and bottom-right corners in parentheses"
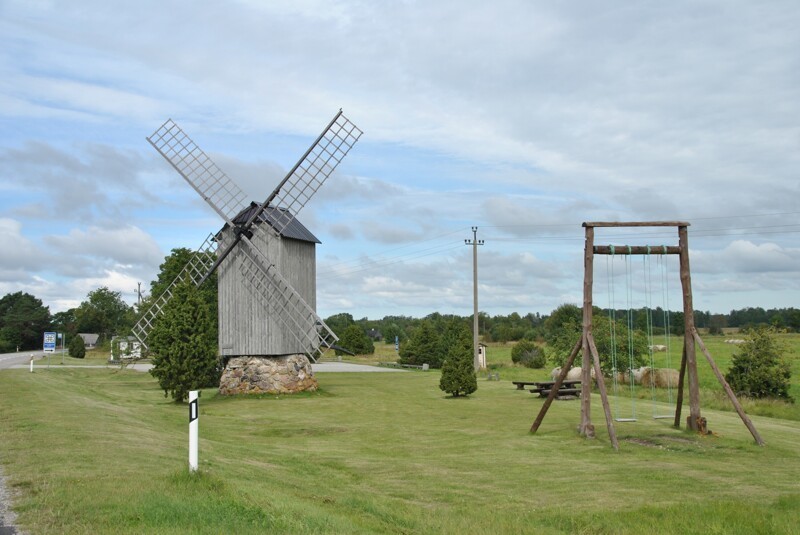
top-left (132, 110), bottom-right (362, 393)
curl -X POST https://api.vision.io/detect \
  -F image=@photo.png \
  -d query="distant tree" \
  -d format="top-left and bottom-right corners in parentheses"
top-left (148, 280), bottom-right (220, 402)
top-left (382, 323), bottom-right (407, 345)
top-left (323, 313), bottom-right (355, 339)
top-left (0, 292), bottom-right (52, 352)
top-left (337, 324), bottom-right (375, 356)
top-left (68, 335), bottom-right (86, 359)
top-left (51, 309), bottom-right (77, 338)
top-left (725, 327), bottom-right (793, 401)
top-left (439, 324), bottom-right (477, 397)
top-left (74, 287), bottom-right (134, 342)
top-left (400, 320), bottom-right (442, 367)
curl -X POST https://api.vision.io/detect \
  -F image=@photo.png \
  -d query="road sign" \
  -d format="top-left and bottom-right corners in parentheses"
top-left (43, 332), bottom-right (57, 353)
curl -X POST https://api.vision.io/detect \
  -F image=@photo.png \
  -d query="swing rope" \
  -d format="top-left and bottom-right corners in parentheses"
top-left (660, 251), bottom-right (675, 408)
top-left (623, 247), bottom-right (637, 421)
top-left (644, 249), bottom-right (658, 417)
top-left (606, 247), bottom-right (620, 421)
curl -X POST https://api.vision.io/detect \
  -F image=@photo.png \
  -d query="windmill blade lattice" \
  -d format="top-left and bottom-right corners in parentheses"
top-left (147, 119), bottom-right (249, 225)
top-left (237, 232), bottom-right (337, 361)
top-left (131, 233), bottom-right (218, 348)
top-left (257, 110), bottom-right (363, 237)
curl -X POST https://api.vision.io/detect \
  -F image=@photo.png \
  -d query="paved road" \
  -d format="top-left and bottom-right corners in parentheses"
top-left (0, 350), bottom-right (51, 371)
top-left (5, 359), bottom-right (408, 373)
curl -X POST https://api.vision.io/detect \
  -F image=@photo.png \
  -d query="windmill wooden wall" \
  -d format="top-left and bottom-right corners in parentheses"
top-left (217, 224), bottom-right (317, 357)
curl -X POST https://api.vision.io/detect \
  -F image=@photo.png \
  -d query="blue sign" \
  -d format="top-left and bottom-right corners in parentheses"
top-left (43, 332), bottom-right (57, 353)
top-left (395, 335), bottom-right (399, 351)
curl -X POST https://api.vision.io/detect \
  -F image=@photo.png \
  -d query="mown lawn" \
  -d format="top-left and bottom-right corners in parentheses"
top-left (1, 361), bottom-right (799, 534)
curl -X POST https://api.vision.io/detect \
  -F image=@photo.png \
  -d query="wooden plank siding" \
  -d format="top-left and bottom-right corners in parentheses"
top-left (217, 227), bottom-right (317, 356)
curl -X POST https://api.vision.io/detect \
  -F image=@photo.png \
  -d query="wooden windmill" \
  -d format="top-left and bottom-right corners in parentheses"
top-left (132, 111), bottom-right (362, 379)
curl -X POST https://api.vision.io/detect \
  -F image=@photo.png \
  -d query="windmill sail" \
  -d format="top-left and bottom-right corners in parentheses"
top-left (205, 110), bottom-right (363, 282)
top-left (147, 119), bottom-right (249, 225)
top-left (131, 233), bottom-right (218, 348)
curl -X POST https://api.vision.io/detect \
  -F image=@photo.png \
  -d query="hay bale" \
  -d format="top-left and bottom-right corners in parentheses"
top-left (639, 367), bottom-right (679, 388)
top-left (551, 366), bottom-right (594, 381)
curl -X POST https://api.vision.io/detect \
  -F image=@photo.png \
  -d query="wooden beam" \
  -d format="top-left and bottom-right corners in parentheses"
top-left (692, 330), bottom-right (765, 446)
top-left (583, 221), bottom-right (691, 228)
top-left (674, 345), bottom-right (687, 428)
top-left (594, 245), bottom-right (681, 255)
top-left (580, 226), bottom-right (595, 437)
top-left (587, 332), bottom-right (619, 450)
top-left (678, 225), bottom-right (702, 430)
top-left (530, 337), bottom-right (582, 433)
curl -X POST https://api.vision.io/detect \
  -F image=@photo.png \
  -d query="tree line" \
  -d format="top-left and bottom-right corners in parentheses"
top-left (2, 245), bottom-right (798, 354)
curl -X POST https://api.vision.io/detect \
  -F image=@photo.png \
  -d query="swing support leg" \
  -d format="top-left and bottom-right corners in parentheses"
top-left (530, 337), bottom-right (581, 433)
top-left (588, 332), bottom-right (619, 450)
top-left (692, 330), bottom-right (765, 446)
top-left (674, 345), bottom-right (687, 428)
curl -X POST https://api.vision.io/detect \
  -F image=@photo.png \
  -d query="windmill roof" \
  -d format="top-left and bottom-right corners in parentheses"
top-left (231, 202), bottom-right (321, 244)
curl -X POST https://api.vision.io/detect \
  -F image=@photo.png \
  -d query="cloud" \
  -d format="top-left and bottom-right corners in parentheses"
top-left (693, 240), bottom-right (800, 275)
top-left (0, 218), bottom-right (42, 277)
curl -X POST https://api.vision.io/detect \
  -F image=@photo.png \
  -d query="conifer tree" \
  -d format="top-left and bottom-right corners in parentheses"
top-left (68, 334), bottom-right (86, 359)
top-left (439, 325), bottom-right (477, 397)
top-left (148, 279), bottom-right (220, 402)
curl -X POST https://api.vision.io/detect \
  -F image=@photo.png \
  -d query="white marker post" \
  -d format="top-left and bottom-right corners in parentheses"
top-left (29, 354), bottom-right (34, 373)
top-left (188, 390), bottom-right (199, 472)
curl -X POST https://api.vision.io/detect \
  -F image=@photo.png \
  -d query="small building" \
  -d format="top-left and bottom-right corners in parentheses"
top-left (217, 202), bottom-right (320, 357)
top-left (367, 329), bottom-right (383, 341)
top-left (478, 343), bottom-right (487, 369)
top-left (78, 333), bottom-right (99, 348)
top-left (110, 336), bottom-right (143, 360)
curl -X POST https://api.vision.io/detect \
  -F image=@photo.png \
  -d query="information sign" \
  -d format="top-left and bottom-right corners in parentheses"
top-left (43, 332), bottom-right (57, 353)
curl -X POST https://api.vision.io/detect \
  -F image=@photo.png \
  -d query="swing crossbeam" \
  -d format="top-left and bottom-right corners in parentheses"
top-left (594, 245), bottom-right (681, 255)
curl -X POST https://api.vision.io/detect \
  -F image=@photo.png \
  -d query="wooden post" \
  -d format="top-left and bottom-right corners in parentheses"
top-left (587, 332), bottom-right (619, 450)
top-left (580, 225), bottom-right (595, 437)
top-left (692, 330), bottom-right (765, 446)
top-left (673, 345), bottom-right (687, 428)
top-left (531, 337), bottom-right (582, 433)
top-left (678, 225), bottom-right (702, 431)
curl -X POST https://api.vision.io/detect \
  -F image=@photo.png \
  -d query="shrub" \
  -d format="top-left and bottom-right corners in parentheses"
top-left (511, 339), bottom-right (546, 368)
top-left (68, 335), bottom-right (86, 359)
top-left (337, 324), bottom-right (375, 356)
top-left (725, 327), bottom-right (793, 401)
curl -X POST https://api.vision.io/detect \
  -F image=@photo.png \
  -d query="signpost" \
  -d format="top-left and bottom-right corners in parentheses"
top-left (44, 332), bottom-right (56, 368)
top-left (43, 332), bottom-right (56, 353)
top-left (189, 391), bottom-right (199, 472)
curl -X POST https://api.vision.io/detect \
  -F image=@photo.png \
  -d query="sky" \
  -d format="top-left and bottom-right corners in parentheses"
top-left (1, 0), bottom-right (799, 320)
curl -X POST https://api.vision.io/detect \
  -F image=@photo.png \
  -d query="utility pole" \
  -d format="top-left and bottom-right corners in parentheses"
top-left (135, 282), bottom-right (143, 305)
top-left (465, 227), bottom-right (484, 371)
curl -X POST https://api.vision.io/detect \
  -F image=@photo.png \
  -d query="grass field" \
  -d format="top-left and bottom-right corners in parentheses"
top-left (1, 338), bottom-right (799, 534)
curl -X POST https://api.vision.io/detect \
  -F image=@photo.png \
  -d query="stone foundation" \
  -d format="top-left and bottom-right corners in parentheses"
top-left (218, 354), bottom-right (318, 395)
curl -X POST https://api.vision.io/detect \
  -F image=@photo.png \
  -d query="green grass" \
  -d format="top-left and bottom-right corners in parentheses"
top-left (2, 361), bottom-right (800, 534)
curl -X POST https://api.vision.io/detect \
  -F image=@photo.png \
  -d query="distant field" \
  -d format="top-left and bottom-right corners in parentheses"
top-left (1, 345), bottom-right (799, 534)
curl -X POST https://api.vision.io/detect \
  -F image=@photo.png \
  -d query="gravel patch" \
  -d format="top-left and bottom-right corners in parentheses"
top-left (0, 464), bottom-right (19, 535)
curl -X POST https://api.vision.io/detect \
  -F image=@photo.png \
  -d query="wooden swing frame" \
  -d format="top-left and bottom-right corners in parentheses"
top-left (530, 222), bottom-right (764, 449)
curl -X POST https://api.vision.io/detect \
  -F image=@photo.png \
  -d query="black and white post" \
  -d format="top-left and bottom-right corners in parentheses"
top-left (465, 227), bottom-right (484, 371)
top-left (188, 390), bottom-right (199, 472)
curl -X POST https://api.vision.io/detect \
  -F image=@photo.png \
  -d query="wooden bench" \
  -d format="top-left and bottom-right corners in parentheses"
top-left (528, 380), bottom-right (582, 399)
top-left (512, 381), bottom-right (540, 390)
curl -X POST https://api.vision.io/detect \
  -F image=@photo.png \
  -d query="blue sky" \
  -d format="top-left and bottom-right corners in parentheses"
top-left (1, 0), bottom-right (799, 319)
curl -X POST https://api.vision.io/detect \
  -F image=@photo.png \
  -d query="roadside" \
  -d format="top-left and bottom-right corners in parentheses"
top-left (0, 464), bottom-right (19, 535)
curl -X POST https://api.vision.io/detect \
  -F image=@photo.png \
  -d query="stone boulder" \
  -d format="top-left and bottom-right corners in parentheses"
top-left (218, 354), bottom-right (318, 395)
